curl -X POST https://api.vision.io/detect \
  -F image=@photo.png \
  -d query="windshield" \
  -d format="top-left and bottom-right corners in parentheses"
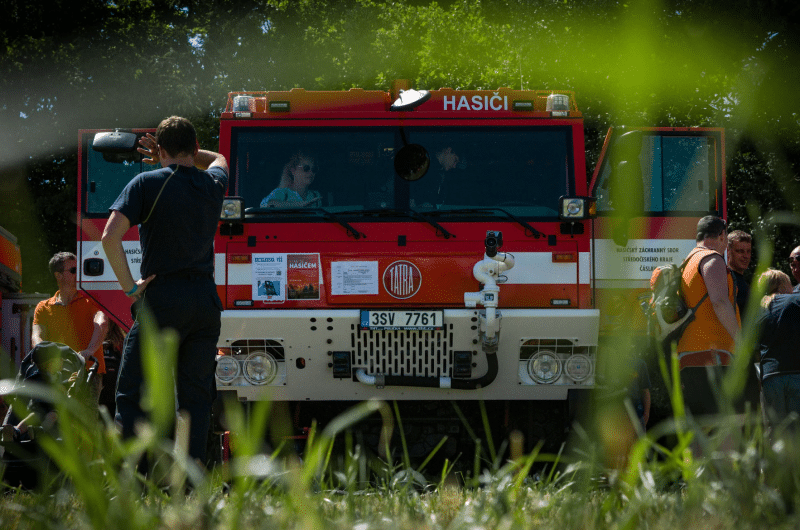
top-left (234, 126), bottom-right (573, 218)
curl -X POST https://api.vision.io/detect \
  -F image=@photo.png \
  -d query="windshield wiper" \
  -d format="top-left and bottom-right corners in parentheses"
top-left (407, 209), bottom-right (455, 239)
top-left (245, 207), bottom-right (365, 239)
top-left (422, 208), bottom-right (546, 239)
top-left (337, 208), bottom-right (455, 239)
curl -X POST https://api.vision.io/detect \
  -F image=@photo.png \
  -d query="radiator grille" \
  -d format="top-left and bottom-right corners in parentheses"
top-left (352, 325), bottom-right (453, 377)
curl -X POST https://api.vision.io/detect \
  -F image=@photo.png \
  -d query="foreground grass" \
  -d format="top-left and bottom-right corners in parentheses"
top-left (3, 312), bottom-right (800, 529)
top-left (2, 453), bottom-right (800, 530)
top-left (3, 393), bottom-right (800, 530)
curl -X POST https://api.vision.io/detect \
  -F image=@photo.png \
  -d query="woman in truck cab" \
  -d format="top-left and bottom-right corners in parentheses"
top-left (260, 151), bottom-right (323, 208)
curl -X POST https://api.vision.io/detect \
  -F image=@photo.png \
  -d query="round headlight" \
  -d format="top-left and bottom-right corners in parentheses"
top-left (243, 351), bottom-right (278, 385)
top-left (565, 354), bottom-right (592, 382)
top-left (527, 351), bottom-right (562, 384)
top-left (216, 355), bottom-right (240, 384)
top-left (223, 202), bottom-right (239, 217)
top-left (221, 198), bottom-right (243, 220)
top-left (567, 199), bottom-right (582, 216)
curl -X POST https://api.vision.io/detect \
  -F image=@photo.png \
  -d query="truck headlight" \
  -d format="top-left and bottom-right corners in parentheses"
top-left (559, 196), bottom-right (596, 220)
top-left (564, 354), bottom-right (592, 382)
top-left (243, 351), bottom-right (278, 385)
top-left (216, 355), bottom-right (240, 384)
top-left (221, 197), bottom-right (244, 221)
top-left (527, 351), bottom-right (562, 384)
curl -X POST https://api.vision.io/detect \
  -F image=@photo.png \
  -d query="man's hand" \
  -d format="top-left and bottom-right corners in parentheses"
top-left (126, 274), bottom-right (157, 299)
top-left (137, 133), bottom-right (160, 165)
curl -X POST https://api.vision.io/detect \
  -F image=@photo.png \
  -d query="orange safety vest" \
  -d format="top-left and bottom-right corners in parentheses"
top-left (676, 247), bottom-right (740, 368)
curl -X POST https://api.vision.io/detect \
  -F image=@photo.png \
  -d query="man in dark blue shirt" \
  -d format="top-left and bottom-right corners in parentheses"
top-left (102, 116), bottom-right (228, 465)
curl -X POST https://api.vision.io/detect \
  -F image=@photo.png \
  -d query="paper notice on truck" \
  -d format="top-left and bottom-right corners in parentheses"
top-left (331, 261), bottom-right (379, 295)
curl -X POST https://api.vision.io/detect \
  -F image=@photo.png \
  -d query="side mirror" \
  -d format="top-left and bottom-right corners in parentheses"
top-left (92, 131), bottom-right (138, 153)
top-left (92, 131), bottom-right (140, 164)
top-left (394, 144), bottom-right (430, 181)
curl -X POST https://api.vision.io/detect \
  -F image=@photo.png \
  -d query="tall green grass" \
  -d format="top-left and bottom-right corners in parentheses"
top-left (3, 276), bottom-right (800, 529)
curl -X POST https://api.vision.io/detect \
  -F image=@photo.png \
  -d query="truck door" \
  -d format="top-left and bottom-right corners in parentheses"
top-left (589, 127), bottom-right (725, 337)
top-left (77, 129), bottom-right (157, 328)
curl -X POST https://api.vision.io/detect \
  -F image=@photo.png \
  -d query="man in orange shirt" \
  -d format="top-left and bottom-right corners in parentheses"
top-left (32, 252), bottom-right (108, 377)
top-left (676, 216), bottom-right (740, 416)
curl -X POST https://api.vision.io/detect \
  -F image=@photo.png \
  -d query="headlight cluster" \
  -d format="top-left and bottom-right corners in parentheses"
top-left (216, 352), bottom-right (279, 385)
top-left (525, 351), bottom-right (593, 385)
top-left (558, 196), bottom-right (597, 220)
top-left (220, 197), bottom-right (244, 221)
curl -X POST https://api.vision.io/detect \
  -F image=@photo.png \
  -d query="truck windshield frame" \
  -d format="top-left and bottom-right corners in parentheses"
top-left (230, 124), bottom-right (574, 220)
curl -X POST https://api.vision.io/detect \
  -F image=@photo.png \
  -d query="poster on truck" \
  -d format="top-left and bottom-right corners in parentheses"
top-left (252, 253), bottom-right (321, 302)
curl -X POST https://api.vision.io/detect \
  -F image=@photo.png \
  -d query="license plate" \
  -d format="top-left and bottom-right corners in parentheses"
top-left (360, 310), bottom-right (443, 330)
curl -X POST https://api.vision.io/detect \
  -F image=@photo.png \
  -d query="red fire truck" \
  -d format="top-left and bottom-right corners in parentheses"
top-left (1, 227), bottom-right (49, 367)
top-left (77, 82), bottom-right (725, 461)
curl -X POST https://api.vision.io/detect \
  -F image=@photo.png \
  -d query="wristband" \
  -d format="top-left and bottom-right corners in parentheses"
top-left (125, 285), bottom-right (138, 296)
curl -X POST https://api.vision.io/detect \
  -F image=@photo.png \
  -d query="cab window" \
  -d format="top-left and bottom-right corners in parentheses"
top-left (595, 134), bottom-right (717, 214)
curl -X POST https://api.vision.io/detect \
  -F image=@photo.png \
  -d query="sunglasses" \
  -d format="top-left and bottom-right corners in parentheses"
top-left (790, 257), bottom-right (800, 264)
top-left (62, 267), bottom-right (77, 274)
top-left (297, 164), bottom-right (315, 173)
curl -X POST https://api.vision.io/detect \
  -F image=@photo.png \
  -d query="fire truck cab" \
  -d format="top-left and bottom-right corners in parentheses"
top-left (77, 81), bottom-right (725, 456)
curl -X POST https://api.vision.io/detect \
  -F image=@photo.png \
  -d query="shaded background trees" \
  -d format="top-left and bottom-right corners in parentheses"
top-left (2, 0), bottom-right (799, 291)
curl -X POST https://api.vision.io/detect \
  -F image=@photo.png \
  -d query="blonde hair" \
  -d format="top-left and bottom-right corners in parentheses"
top-left (757, 268), bottom-right (792, 308)
top-left (278, 151), bottom-right (315, 188)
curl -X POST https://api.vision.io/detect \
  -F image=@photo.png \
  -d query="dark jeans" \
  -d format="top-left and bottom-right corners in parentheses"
top-left (762, 374), bottom-right (800, 428)
top-left (680, 365), bottom-right (728, 416)
top-left (115, 274), bottom-right (222, 463)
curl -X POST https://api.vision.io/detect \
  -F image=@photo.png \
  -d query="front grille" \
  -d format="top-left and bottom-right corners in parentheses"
top-left (351, 325), bottom-right (453, 377)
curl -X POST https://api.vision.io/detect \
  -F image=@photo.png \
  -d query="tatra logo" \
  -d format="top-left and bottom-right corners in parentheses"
top-left (383, 261), bottom-right (422, 299)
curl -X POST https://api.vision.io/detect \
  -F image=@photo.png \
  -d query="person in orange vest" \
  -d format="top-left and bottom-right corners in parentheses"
top-left (676, 216), bottom-right (740, 417)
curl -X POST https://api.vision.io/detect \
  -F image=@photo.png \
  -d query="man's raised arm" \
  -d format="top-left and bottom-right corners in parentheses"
top-left (195, 149), bottom-right (228, 173)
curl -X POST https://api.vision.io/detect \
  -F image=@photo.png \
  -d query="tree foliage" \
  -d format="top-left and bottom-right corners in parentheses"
top-left (1, 0), bottom-right (798, 290)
